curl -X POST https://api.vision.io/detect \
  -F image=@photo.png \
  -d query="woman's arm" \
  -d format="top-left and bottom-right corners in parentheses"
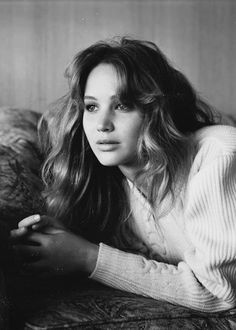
top-left (11, 139), bottom-right (236, 311)
top-left (89, 152), bottom-right (236, 312)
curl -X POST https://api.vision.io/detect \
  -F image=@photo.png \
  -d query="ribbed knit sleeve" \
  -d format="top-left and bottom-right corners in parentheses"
top-left (183, 153), bottom-right (236, 309)
top-left (90, 128), bottom-right (236, 312)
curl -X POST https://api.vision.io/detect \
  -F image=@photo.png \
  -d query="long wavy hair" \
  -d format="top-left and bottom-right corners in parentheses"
top-left (39, 37), bottom-right (216, 243)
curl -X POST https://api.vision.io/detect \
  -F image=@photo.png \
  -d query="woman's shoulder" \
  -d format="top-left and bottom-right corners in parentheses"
top-left (189, 125), bottom-right (236, 173)
top-left (194, 124), bottom-right (236, 155)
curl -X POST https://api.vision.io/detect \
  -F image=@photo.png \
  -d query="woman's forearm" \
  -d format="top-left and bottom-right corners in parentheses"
top-left (84, 242), bottom-right (99, 275)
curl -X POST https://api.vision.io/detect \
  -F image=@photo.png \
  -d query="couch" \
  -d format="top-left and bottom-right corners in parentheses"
top-left (1, 106), bottom-right (236, 329)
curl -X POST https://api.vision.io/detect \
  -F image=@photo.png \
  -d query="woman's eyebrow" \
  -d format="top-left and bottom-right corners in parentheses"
top-left (84, 96), bottom-right (97, 100)
top-left (110, 95), bottom-right (120, 101)
top-left (84, 95), bottom-right (119, 101)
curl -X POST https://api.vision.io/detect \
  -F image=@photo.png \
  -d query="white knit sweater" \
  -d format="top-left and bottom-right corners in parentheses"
top-left (90, 125), bottom-right (236, 312)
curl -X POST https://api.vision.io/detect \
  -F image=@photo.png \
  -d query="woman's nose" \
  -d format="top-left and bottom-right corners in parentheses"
top-left (97, 112), bottom-right (114, 132)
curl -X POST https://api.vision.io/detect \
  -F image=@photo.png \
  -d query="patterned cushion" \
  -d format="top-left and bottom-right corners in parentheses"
top-left (0, 107), bottom-right (45, 230)
top-left (8, 276), bottom-right (236, 330)
top-left (0, 107), bottom-right (45, 327)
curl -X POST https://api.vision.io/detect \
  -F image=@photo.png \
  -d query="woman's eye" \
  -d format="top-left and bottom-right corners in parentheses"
top-left (115, 103), bottom-right (129, 111)
top-left (85, 104), bottom-right (98, 112)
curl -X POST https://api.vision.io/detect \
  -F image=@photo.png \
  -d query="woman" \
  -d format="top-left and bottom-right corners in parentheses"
top-left (11, 37), bottom-right (236, 312)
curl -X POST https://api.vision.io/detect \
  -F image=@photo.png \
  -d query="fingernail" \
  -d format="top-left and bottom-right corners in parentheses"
top-left (34, 214), bottom-right (40, 222)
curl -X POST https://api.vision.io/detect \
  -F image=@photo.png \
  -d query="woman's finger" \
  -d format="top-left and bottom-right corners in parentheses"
top-left (31, 216), bottom-right (66, 233)
top-left (10, 227), bottom-right (29, 240)
top-left (13, 244), bottom-right (41, 261)
top-left (19, 215), bottom-right (65, 232)
top-left (10, 228), bottom-right (46, 243)
top-left (23, 231), bottom-right (46, 244)
top-left (31, 215), bottom-right (50, 230)
top-left (18, 214), bottom-right (41, 228)
top-left (22, 261), bottom-right (65, 278)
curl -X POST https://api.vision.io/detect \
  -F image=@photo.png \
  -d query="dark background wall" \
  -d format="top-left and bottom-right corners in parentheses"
top-left (0, 0), bottom-right (235, 115)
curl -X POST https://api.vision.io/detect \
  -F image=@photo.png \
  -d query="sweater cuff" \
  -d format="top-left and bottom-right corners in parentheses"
top-left (88, 243), bottom-right (120, 281)
top-left (88, 242), bottom-right (141, 285)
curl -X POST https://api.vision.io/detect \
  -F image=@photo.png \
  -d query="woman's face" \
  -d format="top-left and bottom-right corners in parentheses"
top-left (83, 63), bottom-right (143, 173)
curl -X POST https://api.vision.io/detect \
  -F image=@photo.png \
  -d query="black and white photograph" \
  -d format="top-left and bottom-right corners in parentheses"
top-left (0, 0), bottom-right (236, 329)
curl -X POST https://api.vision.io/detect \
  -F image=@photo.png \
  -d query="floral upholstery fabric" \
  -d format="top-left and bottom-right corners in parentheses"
top-left (0, 107), bottom-right (44, 329)
top-left (0, 107), bottom-right (45, 231)
top-left (8, 276), bottom-right (236, 330)
top-left (1, 107), bottom-right (236, 329)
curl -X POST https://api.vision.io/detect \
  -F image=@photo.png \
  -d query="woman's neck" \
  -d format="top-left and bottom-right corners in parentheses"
top-left (118, 165), bottom-right (137, 182)
top-left (118, 164), bottom-right (148, 198)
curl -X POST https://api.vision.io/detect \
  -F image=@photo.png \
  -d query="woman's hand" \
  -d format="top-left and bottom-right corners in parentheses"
top-left (10, 216), bottom-right (98, 277)
top-left (10, 214), bottom-right (65, 239)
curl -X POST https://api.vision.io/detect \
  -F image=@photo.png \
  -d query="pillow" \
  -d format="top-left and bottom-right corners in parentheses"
top-left (0, 107), bottom-right (45, 231)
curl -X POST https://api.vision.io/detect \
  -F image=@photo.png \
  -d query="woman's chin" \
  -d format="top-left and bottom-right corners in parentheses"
top-left (96, 155), bottom-right (122, 167)
top-left (98, 159), bottom-right (120, 167)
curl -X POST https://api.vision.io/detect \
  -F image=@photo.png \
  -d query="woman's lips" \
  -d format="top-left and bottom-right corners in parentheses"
top-left (96, 140), bottom-right (120, 144)
top-left (96, 140), bottom-right (120, 151)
